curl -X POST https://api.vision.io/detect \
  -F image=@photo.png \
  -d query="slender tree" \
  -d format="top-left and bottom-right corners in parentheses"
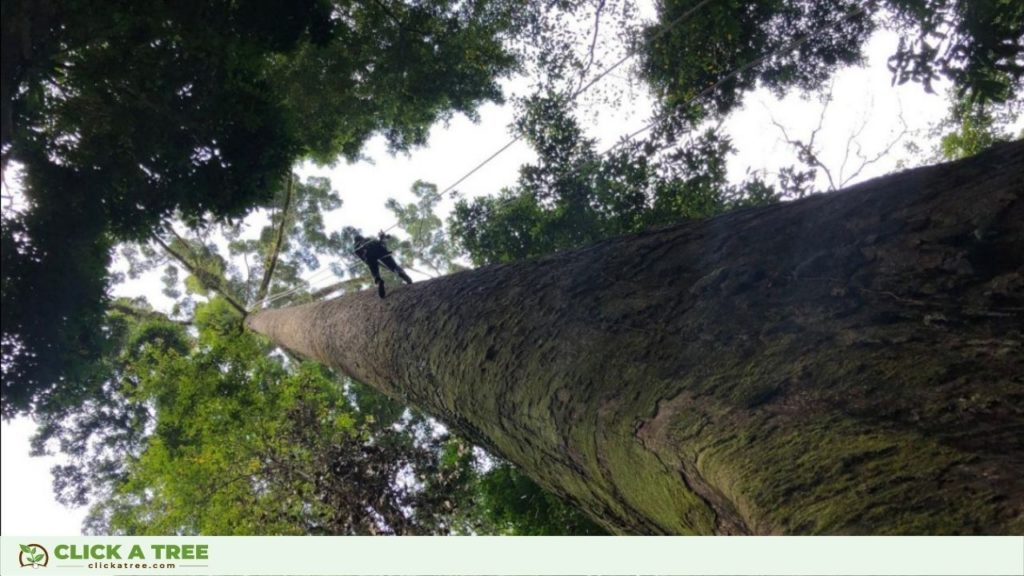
top-left (249, 141), bottom-right (1024, 534)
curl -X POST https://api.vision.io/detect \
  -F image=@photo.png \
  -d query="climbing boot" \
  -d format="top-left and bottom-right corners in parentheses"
top-left (377, 278), bottom-right (386, 299)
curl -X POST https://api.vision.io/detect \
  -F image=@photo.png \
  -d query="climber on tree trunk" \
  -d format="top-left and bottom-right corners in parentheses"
top-left (353, 231), bottom-right (413, 298)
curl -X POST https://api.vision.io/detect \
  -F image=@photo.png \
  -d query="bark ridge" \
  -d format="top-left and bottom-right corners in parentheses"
top-left (249, 141), bottom-right (1024, 534)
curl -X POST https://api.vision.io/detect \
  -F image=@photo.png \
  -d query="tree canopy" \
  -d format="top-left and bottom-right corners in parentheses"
top-left (638, 0), bottom-right (1024, 127)
top-left (82, 299), bottom-right (481, 535)
top-left (1, 0), bottom-right (527, 416)
top-left (449, 94), bottom-right (779, 266)
top-left (8, 0), bottom-right (1022, 419)
top-left (22, 166), bottom-right (602, 535)
top-left (4, 0), bottom-right (1022, 537)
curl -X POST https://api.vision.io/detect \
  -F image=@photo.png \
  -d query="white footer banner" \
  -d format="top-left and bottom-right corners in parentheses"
top-left (1, 536), bottom-right (1022, 575)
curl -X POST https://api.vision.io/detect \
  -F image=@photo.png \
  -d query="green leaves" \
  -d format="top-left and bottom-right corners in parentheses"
top-left (449, 95), bottom-right (778, 266)
top-left (19, 544), bottom-right (44, 565)
top-left (638, 0), bottom-right (1023, 127)
top-left (886, 0), bottom-right (1023, 105)
top-left (469, 464), bottom-right (607, 535)
top-left (383, 181), bottom-right (463, 277)
top-left (43, 167), bottom-right (487, 534)
top-left (86, 320), bottom-right (476, 535)
top-left (2, 0), bottom-right (531, 416)
top-left (934, 91), bottom-right (1019, 161)
top-left (640, 0), bottom-right (874, 123)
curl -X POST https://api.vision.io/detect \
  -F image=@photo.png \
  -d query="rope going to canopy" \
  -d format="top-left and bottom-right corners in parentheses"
top-left (254, 0), bottom-right (875, 310)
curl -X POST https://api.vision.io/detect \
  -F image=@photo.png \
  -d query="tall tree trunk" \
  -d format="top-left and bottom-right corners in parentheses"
top-left (247, 142), bottom-right (1024, 535)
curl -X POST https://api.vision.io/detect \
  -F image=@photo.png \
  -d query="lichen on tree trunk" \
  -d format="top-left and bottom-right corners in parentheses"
top-left (248, 141), bottom-right (1024, 534)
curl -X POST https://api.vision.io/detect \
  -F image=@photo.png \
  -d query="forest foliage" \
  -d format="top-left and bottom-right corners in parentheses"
top-left (2, 0), bottom-right (1022, 534)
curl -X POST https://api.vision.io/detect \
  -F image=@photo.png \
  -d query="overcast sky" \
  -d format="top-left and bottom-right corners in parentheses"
top-left (3, 8), bottom-right (1020, 536)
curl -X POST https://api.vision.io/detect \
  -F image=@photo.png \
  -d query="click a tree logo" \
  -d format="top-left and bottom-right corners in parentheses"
top-left (18, 544), bottom-right (49, 568)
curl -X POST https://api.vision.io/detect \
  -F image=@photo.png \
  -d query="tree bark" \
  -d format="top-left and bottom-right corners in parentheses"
top-left (247, 141), bottom-right (1024, 534)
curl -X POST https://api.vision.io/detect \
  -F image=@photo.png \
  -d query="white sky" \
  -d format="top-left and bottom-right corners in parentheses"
top-left (2, 10), bottom-right (1021, 536)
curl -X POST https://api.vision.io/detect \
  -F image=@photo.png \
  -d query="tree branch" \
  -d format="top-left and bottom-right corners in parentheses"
top-left (152, 231), bottom-right (249, 318)
top-left (767, 84), bottom-right (912, 194)
top-left (767, 110), bottom-right (837, 191)
top-left (573, 0), bottom-right (607, 97)
top-left (108, 301), bottom-right (190, 326)
top-left (255, 175), bottom-right (294, 305)
top-left (840, 100), bottom-right (909, 187)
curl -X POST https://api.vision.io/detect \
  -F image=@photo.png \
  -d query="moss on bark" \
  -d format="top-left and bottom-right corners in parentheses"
top-left (248, 141), bottom-right (1024, 534)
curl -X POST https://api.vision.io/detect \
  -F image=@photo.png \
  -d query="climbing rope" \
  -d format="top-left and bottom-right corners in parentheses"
top-left (254, 0), bottom-right (875, 310)
top-left (252, 0), bottom-right (718, 311)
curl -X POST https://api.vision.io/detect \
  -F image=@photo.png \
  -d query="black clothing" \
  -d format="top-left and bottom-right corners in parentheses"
top-left (354, 234), bottom-right (413, 297)
top-left (354, 237), bottom-right (392, 263)
top-left (365, 254), bottom-right (411, 285)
